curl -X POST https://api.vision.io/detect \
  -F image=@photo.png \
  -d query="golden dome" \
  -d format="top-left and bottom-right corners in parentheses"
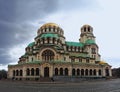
top-left (99, 61), bottom-right (107, 65)
top-left (41, 23), bottom-right (59, 28)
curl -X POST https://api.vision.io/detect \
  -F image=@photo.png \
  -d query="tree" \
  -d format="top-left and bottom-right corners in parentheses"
top-left (0, 70), bottom-right (7, 80)
top-left (112, 68), bottom-right (120, 78)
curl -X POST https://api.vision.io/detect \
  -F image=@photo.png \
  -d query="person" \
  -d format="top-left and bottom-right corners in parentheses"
top-left (51, 77), bottom-right (54, 82)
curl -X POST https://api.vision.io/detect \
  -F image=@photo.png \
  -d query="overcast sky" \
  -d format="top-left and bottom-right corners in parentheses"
top-left (0, 0), bottom-right (120, 70)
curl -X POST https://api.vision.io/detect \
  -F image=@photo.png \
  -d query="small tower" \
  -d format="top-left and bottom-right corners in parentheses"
top-left (79, 24), bottom-right (95, 43)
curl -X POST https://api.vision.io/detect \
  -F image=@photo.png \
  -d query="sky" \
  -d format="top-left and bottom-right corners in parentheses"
top-left (0, 0), bottom-right (120, 70)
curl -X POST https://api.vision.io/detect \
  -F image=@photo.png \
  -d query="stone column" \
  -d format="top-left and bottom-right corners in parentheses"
top-left (69, 66), bottom-right (72, 76)
top-left (102, 68), bottom-right (106, 77)
top-left (109, 68), bottom-right (112, 77)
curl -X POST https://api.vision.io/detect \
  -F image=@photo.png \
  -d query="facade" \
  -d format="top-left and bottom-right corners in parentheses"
top-left (8, 23), bottom-right (112, 80)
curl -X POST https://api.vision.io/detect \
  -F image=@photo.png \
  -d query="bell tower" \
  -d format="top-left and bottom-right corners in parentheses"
top-left (79, 24), bottom-right (95, 43)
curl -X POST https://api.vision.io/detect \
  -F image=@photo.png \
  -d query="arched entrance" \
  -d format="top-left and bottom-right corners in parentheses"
top-left (44, 67), bottom-right (49, 77)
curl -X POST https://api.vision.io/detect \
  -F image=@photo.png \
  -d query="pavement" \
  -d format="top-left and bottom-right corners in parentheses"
top-left (0, 79), bottom-right (120, 92)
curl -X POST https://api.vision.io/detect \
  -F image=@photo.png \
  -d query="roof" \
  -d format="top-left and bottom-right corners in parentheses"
top-left (40, 33), bottom-right (59, 38)
top-left (28, 42), bottom-right (35, 47)
top-left (85, 39), bottom-right (95, 44)
top-left (41, 23), bottom-right (59, 27)
top-left (65, 41), bottom-right (84, 47)
top-left (98, 61), bottom-right (107, 65)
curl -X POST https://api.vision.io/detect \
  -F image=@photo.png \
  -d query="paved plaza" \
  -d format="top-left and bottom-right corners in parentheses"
top-left (0, 79), bottom-right (120, 92)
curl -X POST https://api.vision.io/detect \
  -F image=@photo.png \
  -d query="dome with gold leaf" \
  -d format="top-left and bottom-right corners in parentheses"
top-left (99, 61), bottom-right (107, 65)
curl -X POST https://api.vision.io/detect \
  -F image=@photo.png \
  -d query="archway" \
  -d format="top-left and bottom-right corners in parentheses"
top-left (105, 68), bottom-right (109, 76)
top-left (42, 50), bottom-right (55, 61)
top-left (44, 67), bottom-right (49, 77)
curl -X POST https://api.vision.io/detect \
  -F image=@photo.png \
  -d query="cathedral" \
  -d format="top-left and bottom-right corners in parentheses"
top-left (8, 23), bottom-right (112, 81)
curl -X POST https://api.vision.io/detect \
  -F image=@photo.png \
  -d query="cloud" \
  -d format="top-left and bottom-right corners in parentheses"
top-left (0, 0), bottom-right (99, 69)
top-left (0, 0), bottom-right (59, 67)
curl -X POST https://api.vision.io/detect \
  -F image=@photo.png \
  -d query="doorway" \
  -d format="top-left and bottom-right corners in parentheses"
top-left (44, 67), bottom-right (49, 77)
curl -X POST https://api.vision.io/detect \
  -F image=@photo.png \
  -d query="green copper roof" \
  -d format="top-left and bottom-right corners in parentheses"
top-left (65, 41), bottom-right (84, 47)
top-left (21, 54), bottom-right (28, 58)
top-left (40, 33), bottom-right (59, 38)
top-left (85, 39), bottom-right (95, 44)
top-left (28, 42), bottom-right (35, 47)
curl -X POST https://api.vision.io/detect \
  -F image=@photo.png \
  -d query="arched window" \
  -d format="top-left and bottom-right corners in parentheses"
top-left (88, 27), bottom-right (91, 32)
top-left (47, 37), bottom-right (50, 44)
top-left (53, 38), bottom-right (56, 44)
top-left (72, 68), bottom-right (76, 76)
top-left (55, 68), bottom-right (58, 76)
top-left (31, 68), bottom-right (34, 76)
top-left (81, 69), bottom-right (84, 76)
top-left (36, 68), bottom-right (39, 76)
top-left (66, 46), bottom-right (69, 51)
top-left (77, 69), bottom-right (80, 76)
top-left (84, 27), bottom-right (86, 32)
top-left (86, 58), bottom-right (89, 63)
top-left (65, 68), bottom-right (68, 76)
top-left (98, 69), bottom-right (101, 76)
top-left (91, 48), bottom-right (96, 54)
top-left (74, 47), bottom-right (76, 51)
top-left (16, 70), bottom-right (19, 76)
top-left (93, 69), bottom-right (96, 75)
top-left (20, 70), bottom-right (23, 76)
top-left (26, 68), bottom-right (30, 76)
top-left (60, 68), bottom-right (63, 75)
top-left (90, 69), bottom-right (93, 76)
top-left (42, 50), bottom-right (55, 61)
top-left (85, 69), bottom-right (88, 76)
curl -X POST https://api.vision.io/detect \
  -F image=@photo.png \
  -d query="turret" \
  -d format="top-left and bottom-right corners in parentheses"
top-left (79, 24), bottom-right (95, 43)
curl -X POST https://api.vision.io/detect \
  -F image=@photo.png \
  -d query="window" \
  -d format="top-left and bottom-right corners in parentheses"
top-left (47, 37), bottom-right (50, 44)
top-left (72, 68), bottom-right (76, 76)
top-left (36, 68), bottom-right (39, 76)
top-left (55, 68), bottom-right (58, 75)
top-left (65, 68), bottom-right (68, 76)
top-left (88, 27), bottom-right (91, 32)
top-left (93, 69), bottom-right (96, 75)
top-left (79, 58), bottom-right (82, 62)
top-left (85, 69), bottom-right (88, 76)
top-left (20, 70), bottom-right (23, 76)
top-left (98, 69), bottom-right (101, 76)
top-left (71, 58), bottom-right (75, 62)
top-left (86, 58), bottom-right (89, 63)
top-left (60, 68), bottom-right (63, 75)
top-left (84, 27), bottom-right (86, 32)
top-left (31, 68), bottom-right (34, 76)
top-left (31, 57), bottom-right (33, 61)
top-left (66, 46), bottom-right (69, 51)
top-left (81, 69), bottom-right (84, 76)
top-left (91, 48), bottom-right (96, 54)
top-left (42, 50), bottom-right (55, 61)
top-left (26, 68), bottom-right (30, 76)
top-left (64, 57), bottom-right (66, 61)
top-left (53, 38), bottom-right (55, 44)
top-left (16, 70), bottom-right (19, 76)
top-left (90, 69), bottom-right (93, 76)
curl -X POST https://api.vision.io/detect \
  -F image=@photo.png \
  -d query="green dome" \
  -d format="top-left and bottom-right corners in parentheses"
top-left (40, 33), bottom-right (59, 39)
top-left (28, 42), bottom-right (35, 47)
